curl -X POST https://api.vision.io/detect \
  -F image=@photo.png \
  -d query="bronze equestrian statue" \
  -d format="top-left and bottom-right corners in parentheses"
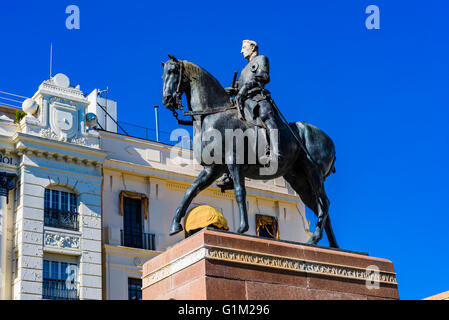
top-left (161, 40), bottom-right (338, 247)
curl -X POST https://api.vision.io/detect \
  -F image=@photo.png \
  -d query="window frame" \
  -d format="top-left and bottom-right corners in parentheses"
top-left (256, 214), bottom-right (280, 240)
top-left (42, 259), bottom-right (79, 300)
top-left (128, 277), bottom-right (142, 300)
top-left (44, 188), bottom-right (79, 231)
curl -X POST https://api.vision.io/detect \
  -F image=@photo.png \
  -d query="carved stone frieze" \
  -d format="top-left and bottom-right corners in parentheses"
top-left (142, 245), bottom-right (397, 289)
top-left (44, 230), bottom-right (80, 250)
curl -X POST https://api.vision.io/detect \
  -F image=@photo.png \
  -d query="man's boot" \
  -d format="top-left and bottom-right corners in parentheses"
top-left (216, 173), bottom-right (234, 192)
top-left (259, 118), bottom-right (283, 165)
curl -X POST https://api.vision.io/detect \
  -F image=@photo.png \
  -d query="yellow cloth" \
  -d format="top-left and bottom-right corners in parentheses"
top-left (185, 205), bottom-right (229, 232)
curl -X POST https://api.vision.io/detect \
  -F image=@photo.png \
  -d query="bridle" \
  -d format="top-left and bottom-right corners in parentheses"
top-left (165, 56), bottom-right (237, 126)
top-left (164, 57), bottom-right (191, 125)
top-left (173, 59), bottom-right (184, 111)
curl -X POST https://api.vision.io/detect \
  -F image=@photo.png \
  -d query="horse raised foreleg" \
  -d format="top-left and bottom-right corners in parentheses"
top-left (227, 164), bottom-right (249, 233)
top-left (169, 166), bottom-right (223, 235)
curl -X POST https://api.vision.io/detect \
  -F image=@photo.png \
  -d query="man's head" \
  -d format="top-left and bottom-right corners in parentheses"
top-left (241, 40), bottom-right (258, 60)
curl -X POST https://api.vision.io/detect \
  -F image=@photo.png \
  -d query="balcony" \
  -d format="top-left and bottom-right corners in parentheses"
top-left (44, 208), bottom-right (79, 231)
top-left (42, 279), bottom-right (79, 300)
top-left (120, 230), bottom-right (156, 250)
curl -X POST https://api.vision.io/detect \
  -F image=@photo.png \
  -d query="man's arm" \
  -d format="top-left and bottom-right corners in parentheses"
top-left (254, 55), bottom-right (270, 86)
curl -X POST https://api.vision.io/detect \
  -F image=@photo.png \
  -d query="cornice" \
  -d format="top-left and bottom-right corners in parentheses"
top-left (11, 132), bottom-right (107, 168)
top-left (103, 243), bottom-right (161, 257)
top-left (142, 244), bottom-right (398, 289)
top-left (104, 158), bottom-right (300, 204)
top-left (33, 81), bottom-right (89, 105)
top-left (99, 130), bottom-right (177, 153)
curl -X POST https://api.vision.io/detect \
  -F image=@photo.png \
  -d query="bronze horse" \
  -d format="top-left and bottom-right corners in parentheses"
top-left (161, 56), bottom-right (338, 247)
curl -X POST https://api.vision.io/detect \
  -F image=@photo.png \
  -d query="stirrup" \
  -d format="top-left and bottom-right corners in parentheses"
top-left (260, 152), bottom-right (284, 166)
top-left (216, 176), bottom-right (234, 193)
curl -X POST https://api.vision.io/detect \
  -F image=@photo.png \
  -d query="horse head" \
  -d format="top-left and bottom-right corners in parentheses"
top-left (162, 55), bottom-right (231, 113)
top-left (161, 54), bottom-right (184, 110)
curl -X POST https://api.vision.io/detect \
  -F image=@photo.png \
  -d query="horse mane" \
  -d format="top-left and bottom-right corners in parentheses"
top-left (182, 60), bottom-right (230, 109)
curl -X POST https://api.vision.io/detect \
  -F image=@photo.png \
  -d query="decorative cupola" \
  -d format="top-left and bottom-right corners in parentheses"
top-left (19, 73), bottom-right (100, 149)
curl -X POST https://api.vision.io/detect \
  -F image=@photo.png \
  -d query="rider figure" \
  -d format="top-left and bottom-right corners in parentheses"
top-left (217, 40), bottom-right (283, 191)
top-left (226, 39), bottom-right (283, 164)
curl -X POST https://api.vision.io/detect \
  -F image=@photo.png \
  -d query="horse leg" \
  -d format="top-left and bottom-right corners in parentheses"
top-left (228, 164), bottom-right (249, 233)
top-left (284, 168), bottom-right (338, 247)
top-left (308, 191), bottom-right (329, 245)
top-left (307, 180), bottom-right (339, 247)
top-left (169, 166), bottom-right (223, 235)
top-left (324, 212), bottom-right (338, 248)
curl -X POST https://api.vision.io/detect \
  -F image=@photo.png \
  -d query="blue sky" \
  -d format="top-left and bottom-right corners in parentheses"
top-left (1, 0), bottom-right (448, 300)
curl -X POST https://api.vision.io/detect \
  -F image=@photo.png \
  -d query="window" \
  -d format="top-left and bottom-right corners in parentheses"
top-left (256, 214), bottom-right (280, 240)
top-left (44, 189), bottom-right (78, 231)
top-left (43, 260), bottom-right (79, 300)
top-left (122, 197), bottom-right (144, 248)
top-left (119, 192), bottom-right (155, 250)
top-left (128, 278), bottom-right (142, 300)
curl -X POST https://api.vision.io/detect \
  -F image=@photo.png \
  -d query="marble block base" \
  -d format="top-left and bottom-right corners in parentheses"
top-left (142, 229), bottom-right (399, 300)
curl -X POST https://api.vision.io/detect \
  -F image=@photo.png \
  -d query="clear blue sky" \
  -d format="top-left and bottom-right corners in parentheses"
top-left (1, 0), bottom-right (448, 300)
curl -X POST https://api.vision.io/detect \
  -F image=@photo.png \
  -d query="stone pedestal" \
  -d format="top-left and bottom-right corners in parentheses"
top-left (142, 229), bottom-right (399, 300)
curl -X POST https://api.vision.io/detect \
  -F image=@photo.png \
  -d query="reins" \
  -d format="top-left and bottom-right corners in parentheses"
top-left (168, 60), bottom-right (236, 126)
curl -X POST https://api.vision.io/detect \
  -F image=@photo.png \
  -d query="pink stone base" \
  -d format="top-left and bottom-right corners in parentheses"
top-left (142, 229), bottom-right (399, 300)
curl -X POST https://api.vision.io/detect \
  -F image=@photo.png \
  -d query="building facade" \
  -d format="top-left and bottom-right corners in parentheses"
top-left (0, 74), bottom-right (105, 300)
top-left (0, 73), bottom-right (311, 300)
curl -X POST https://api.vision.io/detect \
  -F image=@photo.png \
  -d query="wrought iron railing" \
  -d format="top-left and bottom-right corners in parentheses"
top-left (42, 279), bottom-right (79, 300)
top-left (44, 208), bottom-right (79, 231)
top-left (120, 230), bottom-right (156, 250)
top-left (0, 90), bottom-right (27, 109)
top-left (114, 121), bottom-right (193, 147)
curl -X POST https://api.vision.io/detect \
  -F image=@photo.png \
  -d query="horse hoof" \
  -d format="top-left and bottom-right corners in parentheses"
top-left (237, 224), bottom-right (249, 234)
top-left (169, 222), bottom-right (183, 236)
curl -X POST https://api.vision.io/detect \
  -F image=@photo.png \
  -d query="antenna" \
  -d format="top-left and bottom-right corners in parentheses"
top-left (97, 87), bottom-right (109, 131)
top-left (154, 105), bottom-right (160, 142)
top-left (49, 42), bottom-right (53, 79)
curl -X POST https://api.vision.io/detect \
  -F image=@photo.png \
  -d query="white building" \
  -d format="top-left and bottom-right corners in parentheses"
top-left (0, 73), bottom-right (311, 300)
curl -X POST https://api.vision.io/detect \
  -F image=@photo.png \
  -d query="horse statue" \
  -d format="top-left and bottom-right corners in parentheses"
top-left (161, 55), bottom-right (338, 248)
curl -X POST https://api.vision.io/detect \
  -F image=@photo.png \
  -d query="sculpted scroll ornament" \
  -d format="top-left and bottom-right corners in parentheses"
top-left (40, 128), bottom-right (58, 139)
top-left (40, 128), bottom-right (87, 146)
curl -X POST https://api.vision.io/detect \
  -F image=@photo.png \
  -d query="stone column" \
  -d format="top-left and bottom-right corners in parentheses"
top-left (13, 171), bottom-right (44, 300)
top-left (0, 189), bottom-right (16, 300)
top-left (0, 195), bottom-right (5, 299)
top-left (78, 184), bottom-right (102, 300)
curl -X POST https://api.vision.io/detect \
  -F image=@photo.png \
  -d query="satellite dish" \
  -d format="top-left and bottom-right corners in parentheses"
top-left (86, 113), bottom-right (98, 129)
top-left (53, 73), bottom-right (70, 88)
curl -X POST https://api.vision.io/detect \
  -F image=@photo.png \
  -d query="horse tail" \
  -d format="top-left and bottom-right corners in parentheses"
top-left (289, 121), bottom-right (336, 179)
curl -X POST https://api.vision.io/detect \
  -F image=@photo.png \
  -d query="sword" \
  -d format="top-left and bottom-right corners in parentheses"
top-left (231, 71), bottom-right (238, 89)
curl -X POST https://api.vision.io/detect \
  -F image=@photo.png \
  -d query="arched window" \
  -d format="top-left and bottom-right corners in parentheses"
top-left (44, 187), bottom-right (78, 231)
